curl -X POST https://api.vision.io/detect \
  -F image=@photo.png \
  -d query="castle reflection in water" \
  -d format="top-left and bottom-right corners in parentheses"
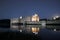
top-left (10, 13), bottom-right (60, 34)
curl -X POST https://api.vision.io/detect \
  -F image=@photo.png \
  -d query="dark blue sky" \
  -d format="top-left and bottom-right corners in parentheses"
top-left (0, 0), bottom-right (60, 19)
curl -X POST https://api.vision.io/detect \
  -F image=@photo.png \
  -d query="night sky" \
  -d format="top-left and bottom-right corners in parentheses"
top-left (0, 0), bottom-right (60, 19)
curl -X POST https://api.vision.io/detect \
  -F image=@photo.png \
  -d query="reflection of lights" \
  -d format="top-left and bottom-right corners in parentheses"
top-left (32, 27), bottom-right (35, 32)
top-left (20, 30), bottom-right (22, 32)
top-left (32, 27), bottom-right (39, 34)
top-left (54, 29), bottom-right (56, 31)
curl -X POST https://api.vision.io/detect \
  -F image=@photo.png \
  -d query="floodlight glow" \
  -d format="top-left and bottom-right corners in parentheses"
top-left (53, 17), bottom-right (56, 20)
top-left (32, 14), bottom-right (39, 21)
top-left (53, 16), bottom-right (59, 20)
top-left (20, 16), bottom-right (22, 19)
top-left (55, 16), bottom-right (59, 18)
top-left (34, 14), bottom-right (38, 16)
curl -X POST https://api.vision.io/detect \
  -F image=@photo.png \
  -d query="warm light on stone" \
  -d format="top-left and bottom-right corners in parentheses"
top-left (32, 14), bottom-right (39, 22)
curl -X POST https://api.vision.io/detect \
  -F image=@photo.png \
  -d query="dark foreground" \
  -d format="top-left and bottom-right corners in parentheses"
top-left (0, 31), bottom-right (38, 40)
top-left (0, 28), bottom-right (60, 40)
top-left (0, 28), bottom-right (39, 40)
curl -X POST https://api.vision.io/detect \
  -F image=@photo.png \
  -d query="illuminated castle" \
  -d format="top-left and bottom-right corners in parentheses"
top-left (10, 13), bottom-right (60, 34)
top-left (10, 13), bottom-right (41, 34)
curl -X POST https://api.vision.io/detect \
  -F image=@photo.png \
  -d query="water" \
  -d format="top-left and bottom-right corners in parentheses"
top-left (38, 28), bottom-right (60, 40)
top-left (0, 26), bottom-right (60, 40)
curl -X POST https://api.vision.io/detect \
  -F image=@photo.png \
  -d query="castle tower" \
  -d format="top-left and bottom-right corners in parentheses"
top-left (32, 13), bottom-right (39, 22)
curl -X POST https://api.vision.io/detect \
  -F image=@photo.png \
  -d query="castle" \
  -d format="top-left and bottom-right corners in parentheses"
top-left (10, 13), bottom-right (60, 34)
